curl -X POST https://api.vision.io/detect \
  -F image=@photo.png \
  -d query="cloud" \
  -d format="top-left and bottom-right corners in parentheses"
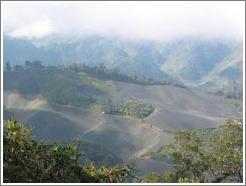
top-left (2, 1), bottom-right (245, 41)
top-left (8, 16), bottom-right (53, 39)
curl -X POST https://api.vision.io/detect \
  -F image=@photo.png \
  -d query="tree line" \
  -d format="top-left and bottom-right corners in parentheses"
top-left (5, 60), bottom-right (186, 88)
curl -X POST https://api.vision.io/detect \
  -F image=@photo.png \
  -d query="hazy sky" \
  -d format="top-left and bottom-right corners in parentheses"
top-left (2, 1), bottom-right (245, 41)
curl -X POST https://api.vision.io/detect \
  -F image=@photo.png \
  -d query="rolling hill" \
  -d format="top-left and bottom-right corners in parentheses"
top-left (3, 66), bottom-right (240, 175)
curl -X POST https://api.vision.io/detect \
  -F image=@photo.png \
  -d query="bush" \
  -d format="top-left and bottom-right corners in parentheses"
top-left (99, 99), bottom-right (155, 119)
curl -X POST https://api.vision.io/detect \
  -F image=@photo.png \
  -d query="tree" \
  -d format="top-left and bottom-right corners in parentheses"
top-left (5, 62), bottom-right (12, 72)
top-left (164, 129), bottom-right (207, 182)
top-left (25, 60), bottom-right (32, 70)
top-left (13, 65), bottom-right (23, 72)
top-left (32, 60), bottom-right (43, 70)
top-left (3, 120), bottom-right (132, 183)
top-left (24, 60), bottom-right (43, 70)
top-left (207, 119), bottom-right (243, 182)
top-left (145, 119), bottom-right (243, 183)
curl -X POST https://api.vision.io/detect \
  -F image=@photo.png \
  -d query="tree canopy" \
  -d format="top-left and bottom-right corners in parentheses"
top-left (3, 120), bottom-right (132, 183)
top-left (145, 119), bottom-right (243, 183)
top-left (3, 119), bottom-right (243, 183)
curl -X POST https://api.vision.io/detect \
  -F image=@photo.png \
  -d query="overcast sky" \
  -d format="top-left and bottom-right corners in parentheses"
top-left (2, 1), bottom-right (245, 41)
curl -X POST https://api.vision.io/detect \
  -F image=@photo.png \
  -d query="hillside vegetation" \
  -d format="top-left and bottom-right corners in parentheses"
top-left (145, 119), bottom-right (243, 183)
top-left (4, 61), bottom-right (108, 107)
top-left (4, 119), bottom-right (242, 183)
top-left (4, 61), bottom-right (184, 108)
top-left (3, 60), bottom-right (242, 182)
top-left (97, 99), bottom-right (155, 120)
top-left (3, 120), bottom-right (132, 183)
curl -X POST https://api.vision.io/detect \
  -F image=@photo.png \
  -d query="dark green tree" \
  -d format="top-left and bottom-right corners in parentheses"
top-left (13, 65), bottom-right (23, 72)
top-left (5, 62), bottom-right (12, 72)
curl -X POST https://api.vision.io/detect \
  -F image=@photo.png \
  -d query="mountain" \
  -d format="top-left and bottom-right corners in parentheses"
top-left (3, 35), bottom-right (243, 93)
top-left (3, 35), bottom-right (167, 80)
top-left (193, 44), bottom-right (243, 94)
top-left (160, 38), bottom-right (236, 81)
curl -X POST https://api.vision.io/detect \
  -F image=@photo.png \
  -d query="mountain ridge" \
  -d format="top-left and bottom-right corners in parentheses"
top-left (3, 35), bottom-right (243, 95)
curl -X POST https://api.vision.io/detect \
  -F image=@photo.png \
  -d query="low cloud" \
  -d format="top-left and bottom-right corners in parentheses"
top-left (2, 1), bottom-right (245, 41)
top-left (8, 16), bottom-right (53, 39)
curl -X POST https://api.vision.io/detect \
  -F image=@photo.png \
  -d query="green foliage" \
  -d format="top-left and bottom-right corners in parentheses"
top-left (207, 119), bottom-right (243, 182)
top-left (3, 120), bottom-right (132, 183)
top-left (148, 147), bottom-right (171, 162)
top-left (144, 172), bottom-right (163, 182)
top-left (164, 130), bottom-right (207, 182)
top-left (96, 99), bottom-right (119, 114)
top-left (98, 99), bottom-right (155, 119)
top-left (119, 100), bottom-right (155, 119)
top-left (145, 119), bottom-right (243, 183)
top-left (144, 171), bottom-right (201, 183)
top-left (82, 163), bottom-right (132, 183)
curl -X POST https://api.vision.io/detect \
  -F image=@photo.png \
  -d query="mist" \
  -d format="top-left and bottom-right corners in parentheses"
top-left (2, 1), bottom-right (245, 41)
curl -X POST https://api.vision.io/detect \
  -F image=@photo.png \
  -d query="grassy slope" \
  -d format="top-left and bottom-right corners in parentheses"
top-left (3, 69), bottom-right (240, 175)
